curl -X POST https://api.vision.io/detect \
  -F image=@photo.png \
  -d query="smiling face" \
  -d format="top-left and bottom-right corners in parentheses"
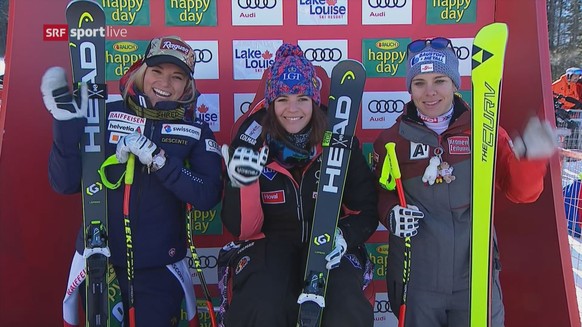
top-left (143, 62), bottom-right (189, 106)
top-left (273, 94), bottom-right (313, 134)
top-left (410, 72), bottom-right (457, 118)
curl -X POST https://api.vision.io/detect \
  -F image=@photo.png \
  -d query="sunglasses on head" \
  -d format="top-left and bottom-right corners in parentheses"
top-left (408, 37), bottom-right (453, 53)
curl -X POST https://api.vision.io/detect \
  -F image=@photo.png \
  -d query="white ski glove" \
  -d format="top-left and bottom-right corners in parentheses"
top-left (389, 204), bottom-right (424, 238)
top-left (325, 228), bottom-right (347, 270)
top-left (512, 116), bottom-right (557, 160)
top-left (116, 132), bottom-right (158, 165)
top-left (41, 66), bottom-right (87, 121)
top-left (222, 144), bottom-right (268, 188)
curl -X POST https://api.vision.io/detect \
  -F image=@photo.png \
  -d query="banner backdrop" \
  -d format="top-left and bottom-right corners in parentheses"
top-left (0, 0), bottom-right (578, 326)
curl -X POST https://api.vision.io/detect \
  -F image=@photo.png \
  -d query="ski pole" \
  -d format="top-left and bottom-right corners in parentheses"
top-left (123, 154), bottom-right (136, 327)
top-left (380, 142), bottom-right (410, 327)
top-left (186, 202), bottom-right (217, 327)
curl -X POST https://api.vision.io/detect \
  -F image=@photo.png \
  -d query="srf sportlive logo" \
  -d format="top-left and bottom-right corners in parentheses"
top-left (43, 23), bottom-right (105, 41)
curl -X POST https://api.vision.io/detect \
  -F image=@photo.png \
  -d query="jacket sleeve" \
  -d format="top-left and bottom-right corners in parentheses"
top-left (154, 124), bottom-right (223, 211)
top-left (48, 118), bottom-right (85, 194)
top-left (373, 133), bottom-right (400, 229)
top-left (495, 127), bottom-right (548, 203)
top-left (337, 138), bottom-right (379, 248)
top-left (221, 180), bottom-right (265, 240)
top-left (220, 112), bottom-right (266, 240)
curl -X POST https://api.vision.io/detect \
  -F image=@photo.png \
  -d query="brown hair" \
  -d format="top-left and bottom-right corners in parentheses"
top-left (261, 102), bottom-right (327, 146)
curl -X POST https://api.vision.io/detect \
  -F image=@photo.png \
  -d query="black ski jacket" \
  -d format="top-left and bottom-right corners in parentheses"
top-left (221, 110), bottom-right (378, 248)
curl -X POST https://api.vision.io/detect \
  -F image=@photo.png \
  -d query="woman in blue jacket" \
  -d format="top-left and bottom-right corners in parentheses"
top-left (42, 36), bottom-right (222, 327)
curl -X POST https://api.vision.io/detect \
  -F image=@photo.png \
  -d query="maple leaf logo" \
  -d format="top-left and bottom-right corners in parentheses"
top-left (326, 0), bottom-right (337, 5)
top-left (262, 50), bottom-right (273, 59)
top-left (197, 104), bottom-right (209, 113)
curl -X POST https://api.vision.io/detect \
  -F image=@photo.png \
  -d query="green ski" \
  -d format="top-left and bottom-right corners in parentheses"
top-left (470, 22), bottom-right (508, 327)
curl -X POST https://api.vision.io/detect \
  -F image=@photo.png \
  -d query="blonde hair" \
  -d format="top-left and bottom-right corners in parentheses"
top-left (122, 61), bottom-right (196, 105)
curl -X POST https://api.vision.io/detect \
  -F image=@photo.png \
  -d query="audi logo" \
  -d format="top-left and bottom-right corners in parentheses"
top-left (368, 0), bottom-right (406, 9)
top-left (303, 48), bottom-right (342, 62)
top-left (368, 100), bottom-right (405, 113)
top-left (240, 101), bottom-right (251, 114)
top-left (238, 0), bottom-right (277, 9)
top-left (374, 300), bottom-right (393, 314)
top-left (188, 255), bottom-right (218, 269)
top-left (453, 45), bottom-right (470, 60)
top-left (194, 49), bottom-right (213, 63)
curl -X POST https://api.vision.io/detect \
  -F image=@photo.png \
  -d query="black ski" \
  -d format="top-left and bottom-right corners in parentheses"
top-left (66, 1), bottom-right (109, 326)
top-left (297, 60), bottom-right (366, 327)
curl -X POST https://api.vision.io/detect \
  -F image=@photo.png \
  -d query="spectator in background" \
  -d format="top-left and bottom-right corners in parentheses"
top-left (553, 67), bottom-right (582, 109)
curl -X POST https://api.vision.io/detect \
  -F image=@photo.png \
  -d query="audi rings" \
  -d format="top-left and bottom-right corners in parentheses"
top-left (188, 255), bottom-right (218, 269)
top-left (303, 48), bottom-right (342, 62)
top-left (368, 0), bottom-right (406, 9)
top-left (238, 0), bottom-right (277, 9)
top-left (368, 100), bottom-right (405, 114)
top-left (194, 49), bottom-right (213, 63)
top-left (452, 45), bottom-right (470, 60)
top-left (374, 300), bottom-right (393, 313)
top-left (240, 101), bottom-right (251, 115)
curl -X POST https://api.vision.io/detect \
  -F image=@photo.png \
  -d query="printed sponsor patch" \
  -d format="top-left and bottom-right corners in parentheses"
top-left (109, 132), bottom-right (125, 144)
top-left (261, 190), bottom-right (285, 204)
top-left (410, 142), bottom-right (430, 160)
top-left (235, 256), bottom-right (250, 275)
top-left (161, 137), bottom-right (189, 146)
top-left (420, 63), bottom-right (434, 73)
top-left (448, 136), bottom-right (470, 154)
top-left (261, 167), bottom-right (277, 180)
top-left (161, 124), bottom-right (201, 140)
top-left (205, 139), bottom-right (221, 155)
top-left (108, 120), bottom-right (140, 134)
top-left (108, 111), bottom-right (146, 125)
top-left (107, 111), bottom-right (145, 144)
top-left (239, 121), bottom-right (263, 146)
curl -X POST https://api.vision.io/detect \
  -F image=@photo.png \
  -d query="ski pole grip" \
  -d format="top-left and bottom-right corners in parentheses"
top-left (385, 143), bottom-right (407, 207)
top-left (125, 154), bottom-right (135, 185)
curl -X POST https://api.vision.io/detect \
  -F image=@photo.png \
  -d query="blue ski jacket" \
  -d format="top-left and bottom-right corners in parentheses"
top-left (48, 99), bottom-right (223, 269)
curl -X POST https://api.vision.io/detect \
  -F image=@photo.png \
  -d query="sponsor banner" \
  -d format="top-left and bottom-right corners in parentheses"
top-left (426, 0), bottom-right (477, 24)
top-left (165, 0), bottom-right (217, 26)
top-left (233, 40), bottom-right (282, 80)
top-left (185, 247), bottom-right (221, 284)
top-left (362, 0), bottom-right (412, 25)
top-left (261, 190), bottom-right (285, 204)
top-left (298, 39), bottom-right (347, 77)
top-left (362, 38), bottom-right (409, 78)
top-left (450, 37), bottom-right (473, 77)
top-left (102, 0), bottom-right (150, 25)
top-left (362, 91), bottom-right (409, 130)
top-left (233, 93), bottom-right (255, 123)
top-left (297, 0), bottom-right (348, 25)
top-left (191, 203), bottom-right (223, 235)
top-left (186, 40), bottom-right (219, 79)
top-left (232, 0), bottom-right (282, 26)
top-left (196, 93), bottom-right (221, 132)
top-left (365, 243), bottom-right (388, 280)
top-left (457, 90), bottom-right (472, 107)
top-left (106, 40), bottom-right (148, 81)
top-left (373, 292), bottom-right (398, 326)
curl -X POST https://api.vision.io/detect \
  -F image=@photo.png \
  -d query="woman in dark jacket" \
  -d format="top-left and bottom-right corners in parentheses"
top-left (42, 35), bottom-right (222, 327)
top-left (218, 43), bottom-right (378, 327)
